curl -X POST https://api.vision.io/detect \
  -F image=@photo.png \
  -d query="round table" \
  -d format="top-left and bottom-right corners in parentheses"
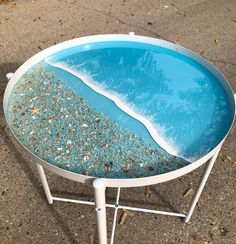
top-left (4, 34), bottom-right (236, 244)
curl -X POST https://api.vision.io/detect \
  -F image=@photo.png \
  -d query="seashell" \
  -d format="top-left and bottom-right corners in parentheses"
top-left (82, 123), bottom-right (89, 128)
top-left (83, 155), bottom-right (89, 161)
top-left (104, 163), bottom-right (111, 171)
top-left (42, 138), bottom-right (48, 143)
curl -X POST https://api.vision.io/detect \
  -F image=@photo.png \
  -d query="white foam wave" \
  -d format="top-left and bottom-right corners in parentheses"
top-left (46, 60), bottom-right (179, 157)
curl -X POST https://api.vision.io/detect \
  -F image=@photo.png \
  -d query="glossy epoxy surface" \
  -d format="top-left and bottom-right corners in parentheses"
top-left (6, 40), bottom-right (234, 178)
top-left (46, 41), bottom-right (233, 160)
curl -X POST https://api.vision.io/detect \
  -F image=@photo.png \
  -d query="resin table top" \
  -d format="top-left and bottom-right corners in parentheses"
top-left (6, 40), bottom-right (234, 179)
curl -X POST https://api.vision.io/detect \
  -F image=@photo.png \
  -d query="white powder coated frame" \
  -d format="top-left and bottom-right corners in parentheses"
top-left (4, 34), bottom-right (236, 244)
top-left (35, 148), bottom-right (220, 244)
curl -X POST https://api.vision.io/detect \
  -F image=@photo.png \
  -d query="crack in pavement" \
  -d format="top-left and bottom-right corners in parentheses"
top-left (210, 59), bottom-right (236, 67)
top-left (67, 0), bottom-right (171, 41)
top-left (45, 1), bottom-right (236, 68)
top-left (199, 53), bottom-right (236, 67)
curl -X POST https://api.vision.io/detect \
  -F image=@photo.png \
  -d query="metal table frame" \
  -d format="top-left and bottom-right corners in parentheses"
top-left (4, 34), bottom-right (236, 244)
top-left (36, 147), bottom-right (220, 244)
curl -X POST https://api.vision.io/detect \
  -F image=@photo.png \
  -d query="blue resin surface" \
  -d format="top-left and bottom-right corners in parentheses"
top-left (7, 40), bottom-right (233, 178)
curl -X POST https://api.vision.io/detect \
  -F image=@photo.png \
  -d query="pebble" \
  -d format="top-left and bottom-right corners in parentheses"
top-left (82, 123), bottom-right (89, 128)
top-left (104, 163), bottom-right (111, 171)
top-left (95, 117), bottom-right (101, 122)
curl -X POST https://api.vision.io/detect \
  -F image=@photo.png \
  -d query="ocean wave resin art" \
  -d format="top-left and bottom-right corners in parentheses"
top-left (7, 40), bottom-right (233, 178)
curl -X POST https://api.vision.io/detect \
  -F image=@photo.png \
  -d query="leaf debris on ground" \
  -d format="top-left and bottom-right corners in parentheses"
top-left (145, 185), bottom-right (152, 198)
top-left (219, 153), bottom-right (236, 165)
top-left (0, 0), bottom-right (13, 4)
top-left (7, 235), bottom-right (15, 244)
top-left (89, 233), bottom-right (95, 244)
top-left (192, 234), bottom-right (209, 244)
top-left (197, 199), bottom-right (204, 208)
top-left (119, 209), bottom-right (134, 225)
top-left (183, 187), bottom-right (194, 197)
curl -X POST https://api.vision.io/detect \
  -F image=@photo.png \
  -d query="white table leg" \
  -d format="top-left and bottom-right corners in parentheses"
top-left (93, 178), bottom-right (107, 244)
top-left (36, 163), bottom-right (53, 204)
top-left (185, 148), bottom-right (220, 223)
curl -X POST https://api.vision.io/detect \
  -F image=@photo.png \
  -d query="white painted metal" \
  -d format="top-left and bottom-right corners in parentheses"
top-left (93, 179), bottom-right (108, 244)
top-left (52, 196), bottom-right (95, 206)
top-left (6, 73), bottom-right (14, 80)
top-left (51, 194), bottom-right (185, 218)
top-left (52, 196), bottom-right (114, 208)
top-left (3, 34), bottom-right (235, 188)
top-left (234, 94), bottom-right (236, 114)
top-left (36, 164), bottom-right (53, 204)
top-left (110, 188), bottom-right (121, 244)
top-left (128, 32), bottom-right (135, 35)
top-left (185, 147), bottom-right (221, 223)
top-left (34, 150), bottom-right (221, 243)
top-left (118, 205), bottom-right (186, 218)
top-left (36, 152), bottom-right (219, 242)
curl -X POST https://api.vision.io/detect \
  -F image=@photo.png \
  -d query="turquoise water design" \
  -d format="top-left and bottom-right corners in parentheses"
top-left (7, 65), bottom-right (189, 178)
top-left (46, 41), bottom-right (232, 160)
